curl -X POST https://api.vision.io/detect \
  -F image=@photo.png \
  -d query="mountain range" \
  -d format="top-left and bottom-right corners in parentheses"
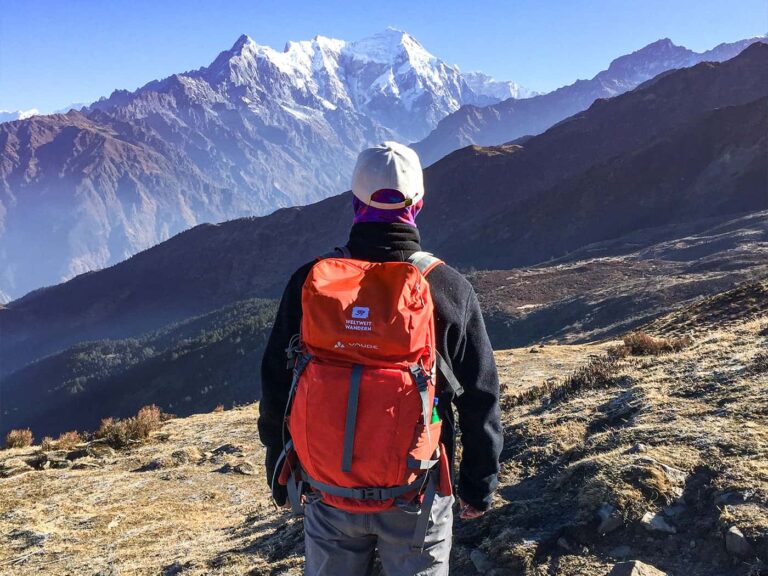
top-left (1, 42), bottom-right (766, 438)
top-left (0, 28), bottom-right (508, 301)
top-left (1, 32), bottom-right (762, 301)
top-left (413, 36), bottom-right (766, 166)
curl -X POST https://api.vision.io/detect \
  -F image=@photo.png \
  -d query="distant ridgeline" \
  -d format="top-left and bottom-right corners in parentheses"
top-left (1, 43), bottom-right (767, 440)
top-left (1, 299), bottom-right (277, 439)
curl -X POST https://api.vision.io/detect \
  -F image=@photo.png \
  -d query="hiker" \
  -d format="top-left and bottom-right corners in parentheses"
top-left (258, 141), bottom-right (502, 575)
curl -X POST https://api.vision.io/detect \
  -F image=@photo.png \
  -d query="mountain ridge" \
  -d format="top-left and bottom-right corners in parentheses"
top-left (413, 36), bottom-right (766, 166)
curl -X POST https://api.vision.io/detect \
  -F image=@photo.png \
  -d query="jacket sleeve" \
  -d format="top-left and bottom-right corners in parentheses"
top-left (452, 287), bottom-right (503, 511)
top-left (257, 266), bottom-right (307, 504)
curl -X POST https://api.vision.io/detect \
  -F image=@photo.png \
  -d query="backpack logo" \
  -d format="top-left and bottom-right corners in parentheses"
top-left (334, 341), bottom-right (345, 349)
top-left (351, 306), bottom-right (370, 319)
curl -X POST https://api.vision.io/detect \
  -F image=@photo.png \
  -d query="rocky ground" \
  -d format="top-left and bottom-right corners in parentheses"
top-left (1, 282), bottom-right (766, 575)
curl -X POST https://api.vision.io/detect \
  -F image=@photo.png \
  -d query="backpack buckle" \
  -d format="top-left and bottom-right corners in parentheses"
top-left (408, 364), bottom-right (429, 391)
top-left (357, 487), bottom-right (383, 500)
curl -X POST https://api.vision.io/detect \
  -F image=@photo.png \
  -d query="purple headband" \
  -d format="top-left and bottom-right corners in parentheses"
top-left (352, 189), bottom-right (423, 227)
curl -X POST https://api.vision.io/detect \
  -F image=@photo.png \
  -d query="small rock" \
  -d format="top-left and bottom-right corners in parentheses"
top-left (87, 443), bottom-right (116, 459)
top-left (211, 443), bottom-right (243, 455)
top-left (597, 504), bottom-right (624, 534)
top-left (528, 347), bottom-right (540, 354)
top-left (170, 446), bottom-right (204, 465)
top-left (72, 458), bottom-right (103, 470)
top-left (608, 560), bottom-right (668, 576)
top-left (662, 504), bottom-right (685, 518)
top-left (641, 511), bottom-right (676, 534)
top-left (715, 491), bottom-right (746, 505)
top-left (470, 548), bottom-right (493, 573)
top-left (0, 458), bottom-right (34, 477)
top-left (8, 528), bottom-right (50, 548)
top-left (46, 457), bottom-right (72, 469)
top-left (608, 545), bottom-right (633, 559)
top-left (626, 443), bottom-right (648, 454)
top-left (725, 526), bottom-right (753, 556)
top-left (234, 461), bottom-right (256, 475)
top-left (45, 450), bottom-right (69, 460)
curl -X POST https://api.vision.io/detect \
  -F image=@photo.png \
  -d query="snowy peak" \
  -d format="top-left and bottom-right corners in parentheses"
top-left (231, 33), bottom-right (257, 52)
top-left (180, 28), bottom-right (526, 140)
top-left (0, 109), bottom-right (40, 123)
top-left (463, 72), bottom-right (537, 101)
top-left (344, 28), bottom-right (436, 67)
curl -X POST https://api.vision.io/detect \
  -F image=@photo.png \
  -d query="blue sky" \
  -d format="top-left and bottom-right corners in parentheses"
top-left (1, 0), bottom-right (765, 112)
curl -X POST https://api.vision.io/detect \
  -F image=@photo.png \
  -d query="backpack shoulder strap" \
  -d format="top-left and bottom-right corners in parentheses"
top-left (407, 251), bottom-right (444, 277)
top-left (317, 245), bottom-right (351, 260)
top-left (407, 251), bottom-right (463, 398)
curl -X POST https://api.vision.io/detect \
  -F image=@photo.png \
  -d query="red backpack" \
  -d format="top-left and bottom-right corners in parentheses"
top-left (276, 249), bottom-right (463, 547)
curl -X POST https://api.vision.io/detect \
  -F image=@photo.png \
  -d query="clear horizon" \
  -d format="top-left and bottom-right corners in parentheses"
top-left (1, 0), bottom-right (766, 112)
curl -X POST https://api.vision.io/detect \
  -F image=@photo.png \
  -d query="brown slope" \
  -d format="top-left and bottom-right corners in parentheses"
top-left (437, 95), bottom-right (768, 269)
top-left (418, 42), bottom-right (768, 242)
top-left (0, 110), bottom-right (236, 298)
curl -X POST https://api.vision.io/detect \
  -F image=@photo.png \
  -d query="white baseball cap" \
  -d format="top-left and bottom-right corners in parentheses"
top-left (351, 141), bottom-right (425, 209)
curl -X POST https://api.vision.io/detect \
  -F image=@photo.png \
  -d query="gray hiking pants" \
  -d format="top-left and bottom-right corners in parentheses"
top-left (303, 494), bottom-right (454, 575)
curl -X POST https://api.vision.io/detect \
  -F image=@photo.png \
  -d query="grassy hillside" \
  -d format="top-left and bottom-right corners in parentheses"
top-left (1, 282), bottom-right (765, 575)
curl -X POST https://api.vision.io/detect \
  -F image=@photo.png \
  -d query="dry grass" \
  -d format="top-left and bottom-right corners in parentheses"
top-left (94, 405), bottom-right (165, 448)
top-left (509, 354), bottom-right (623, 407)
top-left (4, 429), bottom-right (33, 449)
top-left (476, 315), bottom-right (767, 576)
top-left (55, 431), bottom-right (83, 450)
top-left (614, 331), bottom-right (693, 357)
top-left (0, 405), bottom-right (287, 575)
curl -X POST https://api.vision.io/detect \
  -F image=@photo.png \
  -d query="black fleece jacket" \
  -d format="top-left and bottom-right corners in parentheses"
top-left (258, 222), bottom-right (502, 511)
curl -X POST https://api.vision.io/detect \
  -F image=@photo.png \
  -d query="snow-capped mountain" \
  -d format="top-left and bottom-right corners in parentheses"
top-left (98, 28), bottom-right (501, 142)
top-left (0, 28), bottom-right (520, 300)
top-left (0, 109), bottom-right (40, 123)
top-left (414, 36), bottom-right (766, 166)
top-left (463, 71), bottom-right (537, 100)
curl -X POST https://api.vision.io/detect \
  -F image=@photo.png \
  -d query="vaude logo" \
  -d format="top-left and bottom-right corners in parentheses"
top-left (351, 306), bottom-right (370, 319)
top-left (348, 342), bottom-right (378, 349)
top-left (334, 341), bottom-right (345, 349)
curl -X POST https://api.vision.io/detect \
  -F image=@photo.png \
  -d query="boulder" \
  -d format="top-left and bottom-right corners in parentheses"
top-left (86, 443), bottom-right (116, 459)
top-left (470, 549), bottom-right (494, 573)
top-left (72, 458), bottom-right (103, 470)
top-left (608, 560), bottom-right (668, 576)
top-left (234, 461), bottom-right (256, 475)
top-left (640, 512), bottom-right (676, 534)
top-left (211, 443), bottom-right (244, 456)
top-left (170, 446), bottom-right (204, 465)
top-left (598, 504), bottom-right (624, 534)
top-left (725, 526), bottom-right (753, 556)
top-left (0, 458), bottom-right (33, 477)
